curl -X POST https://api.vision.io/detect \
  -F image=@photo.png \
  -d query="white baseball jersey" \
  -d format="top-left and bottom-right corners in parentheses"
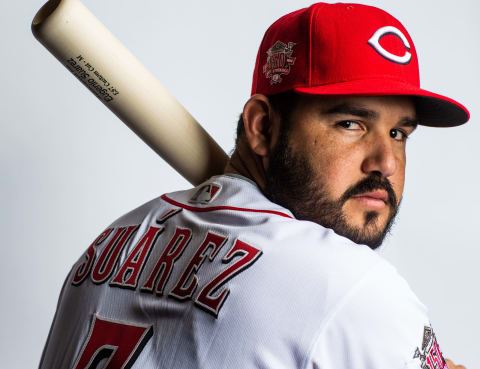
top-left (39, 174), bottom-right (448, 369)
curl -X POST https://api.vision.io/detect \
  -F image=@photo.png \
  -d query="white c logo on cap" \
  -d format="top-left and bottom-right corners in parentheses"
top-left (368, 26), bottom-right (412, 65)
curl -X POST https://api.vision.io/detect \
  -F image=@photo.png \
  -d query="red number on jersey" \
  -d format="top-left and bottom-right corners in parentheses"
top-left (72, 315), bottom-right (153, 369)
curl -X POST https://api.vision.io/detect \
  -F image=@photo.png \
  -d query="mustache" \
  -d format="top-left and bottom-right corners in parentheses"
top-left (341, 174), bottom-right (397, 208)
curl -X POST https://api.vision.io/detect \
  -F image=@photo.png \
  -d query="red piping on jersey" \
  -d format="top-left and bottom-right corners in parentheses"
top-left (160, 194), bottom-right (293, 219)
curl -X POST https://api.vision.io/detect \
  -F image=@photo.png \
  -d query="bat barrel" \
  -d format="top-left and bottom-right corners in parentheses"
top-left (32, 0), bottom-right (228, 186)
top-left (32, 0), bottom-right (61, 27)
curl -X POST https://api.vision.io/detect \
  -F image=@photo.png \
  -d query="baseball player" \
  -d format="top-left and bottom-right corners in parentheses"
top-left (39, 3), bottom-right (468, 369)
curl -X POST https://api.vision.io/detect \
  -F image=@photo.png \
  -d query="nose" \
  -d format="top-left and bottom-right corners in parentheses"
top-left (361, 135), bottom-right (397, 178)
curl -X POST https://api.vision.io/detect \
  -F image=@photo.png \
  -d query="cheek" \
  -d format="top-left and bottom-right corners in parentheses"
top-left (302, 134), bottom-right (364, 199)
top-left (392, 153), bottom-right (406, 201)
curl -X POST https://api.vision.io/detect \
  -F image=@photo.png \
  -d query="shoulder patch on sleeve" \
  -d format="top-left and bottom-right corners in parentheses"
top-left (413, 325), bottom-right (448, 369)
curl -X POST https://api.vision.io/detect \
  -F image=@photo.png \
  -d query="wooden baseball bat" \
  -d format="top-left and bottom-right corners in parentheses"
top-left (32, 0), bottom-right (228, 186)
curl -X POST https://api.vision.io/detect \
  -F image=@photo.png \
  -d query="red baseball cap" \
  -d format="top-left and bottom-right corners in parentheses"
top-left (251, 3), bottom-right (469, 127)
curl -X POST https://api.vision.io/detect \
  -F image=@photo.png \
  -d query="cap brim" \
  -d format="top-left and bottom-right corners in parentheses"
top-left (294, 78), bottom-right (469, 127)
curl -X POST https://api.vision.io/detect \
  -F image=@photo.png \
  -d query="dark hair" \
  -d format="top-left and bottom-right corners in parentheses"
top-left (235, 90), bottom-right (299, 146)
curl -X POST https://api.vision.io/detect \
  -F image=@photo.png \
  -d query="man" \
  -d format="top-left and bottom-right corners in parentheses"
top-left (40, 3), bottom-right (468, 369)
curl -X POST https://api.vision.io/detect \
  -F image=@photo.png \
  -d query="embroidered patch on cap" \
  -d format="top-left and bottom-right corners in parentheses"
top-left (263, 41), bottom-right (296, 85)
top-left (189, 183), bottom-right (222, 204)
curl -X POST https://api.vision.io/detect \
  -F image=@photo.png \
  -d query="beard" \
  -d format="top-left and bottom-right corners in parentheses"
top-left (264, 125), bottom-right (400, 250)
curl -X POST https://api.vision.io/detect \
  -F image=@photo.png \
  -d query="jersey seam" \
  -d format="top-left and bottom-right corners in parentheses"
top-left (160, 194), bottom-right (293, 218)
top-left (301, 258), bottom-right (387, 369)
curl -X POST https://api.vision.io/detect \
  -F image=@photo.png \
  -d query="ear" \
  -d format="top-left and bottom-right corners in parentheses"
top-left (242, 94), bottom-right (279, 157)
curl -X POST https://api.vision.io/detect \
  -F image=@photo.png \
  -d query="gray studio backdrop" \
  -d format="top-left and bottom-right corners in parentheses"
top-left (1, 0), bottom-right (478, 368)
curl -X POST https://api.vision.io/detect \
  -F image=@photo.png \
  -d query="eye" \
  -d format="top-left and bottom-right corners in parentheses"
top-left (390, 128), bottom-right (408, 141)
top-left (337, 120), bottom-right (362, 130)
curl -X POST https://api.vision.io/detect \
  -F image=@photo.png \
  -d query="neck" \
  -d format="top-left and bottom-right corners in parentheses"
top-left (223, 138), bottom-right (267, 193)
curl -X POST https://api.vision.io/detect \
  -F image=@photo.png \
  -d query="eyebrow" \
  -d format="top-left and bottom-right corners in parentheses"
top-left (324, 103), bottom-right (379, 120)
top-left (324, 102), bottom-right (419, 130)
top-left (398, 117), bottom-right (419, 131)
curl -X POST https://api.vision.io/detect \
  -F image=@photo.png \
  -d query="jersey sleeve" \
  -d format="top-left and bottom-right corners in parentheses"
top-left (306, 260), bottom-right (448, 369)
top-left (38, 269), bottom-right (73, 368)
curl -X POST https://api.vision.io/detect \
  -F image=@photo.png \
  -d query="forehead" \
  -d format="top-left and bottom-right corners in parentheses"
top-left (294, 95), bottom-right (417, 119)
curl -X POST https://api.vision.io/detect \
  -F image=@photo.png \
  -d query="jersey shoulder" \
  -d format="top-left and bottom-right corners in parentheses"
top-left (306, 259), bottom-right (436, 369)
top-left (106, 194), bottom-right (168, 228)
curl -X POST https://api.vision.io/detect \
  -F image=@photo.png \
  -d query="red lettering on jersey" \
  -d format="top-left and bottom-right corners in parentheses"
top-left (73, 315), bottom-right (152, 369)
top-left (110, 226), bottom-right (164, 289)
top-left (195, 239), bottom-right (262, 317)
top-left (91, 225), bottom-right (138, 284)
top-left (141, 227), bottom-right (192, 295)
top-left (169, 232), bottom-right (227, 301)
top-left (72, 228), bottom-right (113, 286)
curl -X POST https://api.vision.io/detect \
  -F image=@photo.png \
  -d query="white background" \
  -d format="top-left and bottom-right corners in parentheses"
top-left (1, 0), bottom-right (478, 367)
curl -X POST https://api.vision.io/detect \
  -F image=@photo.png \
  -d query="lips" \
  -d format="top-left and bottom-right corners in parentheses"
top-left (352, 190), bottom-right (388, 202)
top-left (351, 190), bottom-right (388, 210)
